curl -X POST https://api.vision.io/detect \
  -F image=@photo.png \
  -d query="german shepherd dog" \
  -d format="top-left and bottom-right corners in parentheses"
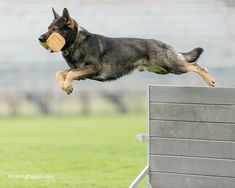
top-left (39, 8), bottom-right (215, 94)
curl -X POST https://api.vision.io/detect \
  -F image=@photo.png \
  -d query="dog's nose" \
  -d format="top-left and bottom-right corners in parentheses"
top-left (38, 35), bottom-right (45, 42)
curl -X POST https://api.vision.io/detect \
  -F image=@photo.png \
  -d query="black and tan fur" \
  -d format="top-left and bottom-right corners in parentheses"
top-left (39, 8), bottom-right (215, 94)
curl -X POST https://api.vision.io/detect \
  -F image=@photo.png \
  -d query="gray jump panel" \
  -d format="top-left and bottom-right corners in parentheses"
top-left (148, 86), bottom-right (235, 188)
top-left (150, 138), bottom-right (235, 159)
top-left (150, 120), bottom-right (235, 141)
top-left (149, 86), bottom-right (235, 105)
top-left (150, 103), bottom-right (235, 123)
top-left (149, 172), bottom-right (235, 188)
top-left (150, 155), bottom-right (235, 177)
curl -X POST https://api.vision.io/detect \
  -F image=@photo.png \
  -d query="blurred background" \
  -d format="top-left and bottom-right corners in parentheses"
top-left (0, 0), bottom-right (235, 116)
top-left (1, 1), bottom-right (235, 187)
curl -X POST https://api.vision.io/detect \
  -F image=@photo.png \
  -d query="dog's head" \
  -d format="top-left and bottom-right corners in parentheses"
top-left (39, 8), bottom-right (78, 52)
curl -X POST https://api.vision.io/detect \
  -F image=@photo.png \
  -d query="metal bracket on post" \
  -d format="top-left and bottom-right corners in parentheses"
top-left (128, 134), bottom-right (149, 187)
top-left (136, 134), bottom-right (148, 142)
top-left (128, 165), bottom-right (149, 188)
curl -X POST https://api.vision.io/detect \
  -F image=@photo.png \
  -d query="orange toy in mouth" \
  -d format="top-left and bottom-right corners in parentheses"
top-left (40, 33), bottom-right (65, 52)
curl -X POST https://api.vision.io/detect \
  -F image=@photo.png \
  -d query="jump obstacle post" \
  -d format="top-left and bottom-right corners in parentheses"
top-left (129, 85), bottom-right (235, 188)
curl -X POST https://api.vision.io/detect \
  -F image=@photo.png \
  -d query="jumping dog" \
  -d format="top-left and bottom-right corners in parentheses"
top-left (39, 8), bottom-right (215, 94)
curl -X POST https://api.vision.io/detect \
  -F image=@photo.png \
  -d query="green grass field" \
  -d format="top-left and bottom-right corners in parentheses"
top-left (0, 114), bottom-right (147, 188)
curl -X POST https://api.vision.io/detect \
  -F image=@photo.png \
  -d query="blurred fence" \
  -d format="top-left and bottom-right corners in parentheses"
top-left (0, 90), bottom-right (146, 116)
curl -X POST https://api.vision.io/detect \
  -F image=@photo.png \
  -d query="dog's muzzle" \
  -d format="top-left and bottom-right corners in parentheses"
top-left (39, 33), bottom-right (65, 52)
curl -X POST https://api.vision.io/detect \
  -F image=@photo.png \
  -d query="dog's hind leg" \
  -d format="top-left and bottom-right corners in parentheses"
top-left (179, 48), bottom-right (215, 87)
top-left (187, 62), bottom-right (215, 87)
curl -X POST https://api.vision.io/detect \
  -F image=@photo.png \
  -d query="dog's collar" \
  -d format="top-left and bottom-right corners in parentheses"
top-left (62, 26), bottom-right (88, 57)
top-left (62, 33), bottom-right (77, 56)
top-left (62, 49), bottom-right (70, 56)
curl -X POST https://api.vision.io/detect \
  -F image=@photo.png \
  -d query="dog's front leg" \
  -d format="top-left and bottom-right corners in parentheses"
top-left (56, 69), bottom-right (71, 89)
top-left (62, 64), bottom-right (98, 94)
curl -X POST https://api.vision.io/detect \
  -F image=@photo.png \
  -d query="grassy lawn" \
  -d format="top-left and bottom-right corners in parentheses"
top-left (0, 114), bottom-right (147, 188)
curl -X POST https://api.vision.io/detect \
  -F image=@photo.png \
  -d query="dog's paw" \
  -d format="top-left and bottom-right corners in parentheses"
top-left (206, 74), bottom-right (215, 87)
top-left (62, 81), bottom-right (73, 95)
top-left (56, 71), bottom-right (65, 88)
top-left (63, 86), bottom-right (73, 95)
top-left (209, 78), bottom-right (215, 87)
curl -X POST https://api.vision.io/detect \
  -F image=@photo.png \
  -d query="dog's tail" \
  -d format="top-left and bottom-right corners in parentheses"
top-left (180, 47), bottom-right (204, 63)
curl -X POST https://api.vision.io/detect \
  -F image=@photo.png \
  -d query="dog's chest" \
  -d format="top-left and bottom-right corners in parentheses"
top-left (63, 49), bottom-right (85, 69)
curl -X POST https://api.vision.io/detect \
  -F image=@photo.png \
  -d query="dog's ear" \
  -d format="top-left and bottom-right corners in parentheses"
top-left (62, 8), bottom-right (75, 29)
top-left (52, 8), bottom-right (60, 19)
